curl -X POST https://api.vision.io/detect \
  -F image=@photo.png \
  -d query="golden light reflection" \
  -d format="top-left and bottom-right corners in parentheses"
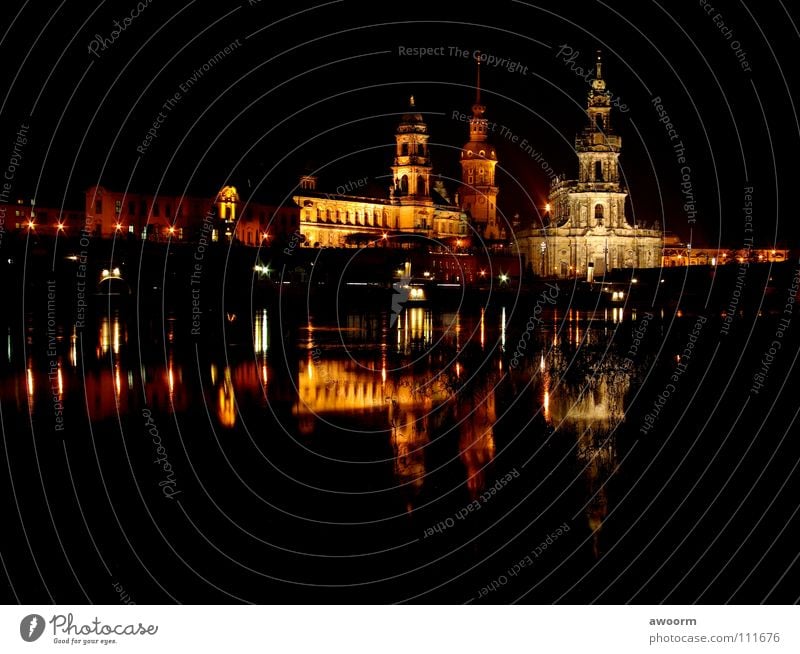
top-left (295, 357), bottom-right (450, 416)
top-left (480, 308), bottom-right (485, 349)
top-left (459, 387), bottom-right (497, 498)
top-left (254, 309), bottom-right (269, 354)
top-left (113, 319), bottom-right (120, 354)
top-left (69, 332), bottom-right (77, 368)
top-left (501, 306), bottom-right (506, 350)
top-left (390, 404), bottom-right (428, 498)
top-left (99, 318), bottom-right (109, 355)
top-left (114, 364), bottom-right (122, 399)
top-left (26, 363), bottom-right (34, 408)
top-left (218, 367), bottom-right (236, 428)
top-left (392, 308), bottom-right (433, 353)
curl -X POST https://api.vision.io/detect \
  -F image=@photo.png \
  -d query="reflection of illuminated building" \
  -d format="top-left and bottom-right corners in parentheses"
top-left (395, 307), bottom-right (433, 352)
top-left (542, 341), bottom-right (631, 559)
top-left (295, 357), bottom-right (449, 417)
top-left (98, 315), bottom-right (123, 357)
top-left (458, 385), bottom-right (497, 498)
top-left (390, 402), bottom-right (429, 506)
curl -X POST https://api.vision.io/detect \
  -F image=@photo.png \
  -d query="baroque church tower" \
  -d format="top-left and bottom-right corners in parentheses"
top-left (517, 51), bottom-right (663, 277)
top-left (391, 96), bottom-right (433, 205)
top-left (459, 60), bottom-right (501, 240)
top-left (573, 51), bottom-right (626, 228)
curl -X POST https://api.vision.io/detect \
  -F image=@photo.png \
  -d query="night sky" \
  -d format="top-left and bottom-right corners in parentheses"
top-left (1, 0), bottom-right (797, 246)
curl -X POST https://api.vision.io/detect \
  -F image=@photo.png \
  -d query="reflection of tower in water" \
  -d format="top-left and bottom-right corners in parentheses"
top-left (388, 399), bottom-right (430, 511)
top-left (542, 325), bottom-right (631, 558)
top-left (458, 383), bottom-right (497, 499)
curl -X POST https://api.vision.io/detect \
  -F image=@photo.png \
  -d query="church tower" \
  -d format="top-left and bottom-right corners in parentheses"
top-left (520, 50), bottom-right (662, 278)
top-left (391, 96), bottom-right (433, 205)
top-left (459, 60), bottom-right (500, 240)
top-left (573, 50), bottom-right (626, 229)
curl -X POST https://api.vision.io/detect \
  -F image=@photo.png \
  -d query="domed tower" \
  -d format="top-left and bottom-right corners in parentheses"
top-left (391, 96), bottom-right (433, 204)
top-left (459, 60), bottom-right (500, 240)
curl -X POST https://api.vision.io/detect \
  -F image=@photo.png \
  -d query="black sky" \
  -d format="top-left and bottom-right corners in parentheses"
top-left (0, 0), bottom-right (797, 246)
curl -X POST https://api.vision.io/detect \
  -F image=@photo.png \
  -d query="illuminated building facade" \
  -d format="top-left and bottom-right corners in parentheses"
top-left (292, 97), bottom-right (467, 248)
top-left (517, 53), bottom-right (663, 278)
top-left (82, 185), bottom-right (298, 244)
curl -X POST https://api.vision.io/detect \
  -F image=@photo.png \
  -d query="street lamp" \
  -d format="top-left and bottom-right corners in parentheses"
top-left (540, 241), bottom-right (547, 276)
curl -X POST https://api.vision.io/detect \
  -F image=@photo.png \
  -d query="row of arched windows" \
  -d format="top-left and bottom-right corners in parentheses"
top-left (314, 206), bottom-right (391, 227)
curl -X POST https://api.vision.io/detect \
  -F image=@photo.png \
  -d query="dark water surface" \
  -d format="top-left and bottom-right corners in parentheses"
top-left (2, 291), bottom-right (799, 604)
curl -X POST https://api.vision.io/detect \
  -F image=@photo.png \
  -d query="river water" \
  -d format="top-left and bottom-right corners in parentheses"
top-left (2, 293), bottom-right (799, 603)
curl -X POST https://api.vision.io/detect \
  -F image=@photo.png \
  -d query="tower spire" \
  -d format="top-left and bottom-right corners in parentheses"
top-left (472, 54), bottom-right (486, 118)
top-left (475, 55), bottom-right (481, 105)
top-left (595, 49), bottom-right (603, 80)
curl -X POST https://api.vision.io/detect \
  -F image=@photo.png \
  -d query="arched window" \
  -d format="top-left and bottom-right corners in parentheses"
top-left (595, 114), bottom-right (604, 132)
top-left (595, 204), bottom-right (604, 224)
top-left (595, 161), bottom-right (604, 182)
top-left (417, 176), bottom-right (426, 196)
top-left (383, 211), bottom-right (388, 227)
top-left (326, 209), bottom-right (331, 221)
top-left (400, 175), bottom-right (409, 194)
top-left (401, 143), bottom-right (408, 156)
top-left (316, 208), bottom-right (321, 221)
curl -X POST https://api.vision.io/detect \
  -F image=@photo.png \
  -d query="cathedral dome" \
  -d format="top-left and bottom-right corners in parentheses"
top-left (397, 96), bottom-right (428, 134)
